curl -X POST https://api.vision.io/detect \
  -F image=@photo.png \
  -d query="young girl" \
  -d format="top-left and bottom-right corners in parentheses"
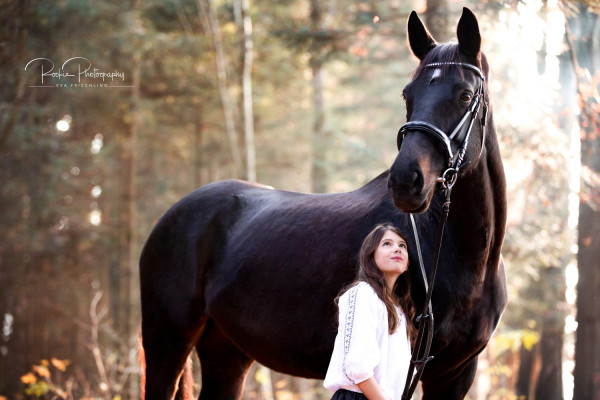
top-left (324, 223), bottom-right (415, 400)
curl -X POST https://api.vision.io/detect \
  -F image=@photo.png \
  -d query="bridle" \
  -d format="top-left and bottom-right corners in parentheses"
top-left (399, 62), bottom-right (488, 400)
top-left (397, 62), bottom-right (488, 190)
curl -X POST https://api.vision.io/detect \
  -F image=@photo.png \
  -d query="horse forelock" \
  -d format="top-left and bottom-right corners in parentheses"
top-left (413, 43), bottom-right (462, 80)
top-left (412, 43), bottom-right (487, 84)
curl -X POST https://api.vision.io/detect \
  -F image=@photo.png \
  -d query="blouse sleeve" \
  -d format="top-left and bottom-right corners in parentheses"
top-left (339, 284), bottom-right (384, 384)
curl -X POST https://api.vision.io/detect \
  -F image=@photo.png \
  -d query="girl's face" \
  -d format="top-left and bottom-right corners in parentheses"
top-left (374, 230), bottom-right (409, 281)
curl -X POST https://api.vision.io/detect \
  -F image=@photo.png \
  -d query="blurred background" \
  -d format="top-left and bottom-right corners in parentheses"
top-left (1, 0), bottom-right (599, 399)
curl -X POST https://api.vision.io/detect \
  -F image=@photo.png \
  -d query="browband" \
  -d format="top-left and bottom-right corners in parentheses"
top-left (424, 62), bottom-right (485, 81)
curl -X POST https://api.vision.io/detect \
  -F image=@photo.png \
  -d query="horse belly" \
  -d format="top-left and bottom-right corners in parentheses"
top-left (204, 262), bottom-right (341, 378)
top-left (199, 196), bottom-right (363, 377)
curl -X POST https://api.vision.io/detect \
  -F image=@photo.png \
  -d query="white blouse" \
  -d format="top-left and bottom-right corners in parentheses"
top-left (323, 282), bottom-right (411, 400)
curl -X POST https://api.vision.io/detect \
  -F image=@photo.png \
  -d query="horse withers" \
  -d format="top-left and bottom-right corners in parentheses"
top-left (140, 7), bottom-right (507, 400)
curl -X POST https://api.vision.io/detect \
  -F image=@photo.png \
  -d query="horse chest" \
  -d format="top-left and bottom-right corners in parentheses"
top-left (434, 279), bottom-right (501, 358)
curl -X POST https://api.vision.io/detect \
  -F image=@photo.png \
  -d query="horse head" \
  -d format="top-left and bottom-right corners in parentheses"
top-left (388, 7), bottom-right (489, 213)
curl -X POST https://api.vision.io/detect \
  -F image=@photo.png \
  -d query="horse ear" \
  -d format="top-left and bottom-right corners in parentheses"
top-left (457, 7), bottom-right (481, 58)
top-left (407, 11), bottom-right (437, 60)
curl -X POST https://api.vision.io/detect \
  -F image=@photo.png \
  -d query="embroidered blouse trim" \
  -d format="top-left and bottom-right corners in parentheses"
top-left (342, 285), bottom-right (359, 385)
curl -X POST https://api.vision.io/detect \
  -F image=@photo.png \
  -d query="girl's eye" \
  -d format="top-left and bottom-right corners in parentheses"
top-left (460, 92), bottom-right (473, 102)
top-left (383, 242), bottom-right (390, 246)
top-left (400, 243), bottom-right (407, 248)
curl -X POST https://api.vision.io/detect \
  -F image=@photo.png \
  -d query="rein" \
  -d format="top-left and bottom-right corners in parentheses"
top-left (399, 62), bottom-right (487, 400)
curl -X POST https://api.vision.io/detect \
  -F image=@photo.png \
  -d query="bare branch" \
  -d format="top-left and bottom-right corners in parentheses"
top-left (89, 290), bottom-right (112, 400)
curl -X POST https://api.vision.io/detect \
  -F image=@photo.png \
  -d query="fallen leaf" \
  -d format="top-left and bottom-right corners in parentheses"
top-left (20, 373), bottom-right (37, 384)
top-left (51, 358), bottom-right (71, 372)
top-left (32, 365), bottom-right (50, 379)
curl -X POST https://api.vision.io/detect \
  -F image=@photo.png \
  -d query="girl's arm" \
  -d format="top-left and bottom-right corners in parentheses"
top-left (357, 377), bottom-right (387, 400)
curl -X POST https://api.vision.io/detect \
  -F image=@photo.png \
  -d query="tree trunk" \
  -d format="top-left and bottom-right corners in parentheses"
top-left (310, 0), bottom-right (327, 193)
top-left (566, 8), bottom-right (600, 400)
top-left (123, 1), bottom-right (142, 398)
top-left (127, 0), bottom-right (141, 341)
top-left (535, 323), bottom-right (563, 400)
top-left (425, 0), bottom-right (449, 41)
top-left (516, 342), bottom-right (538, 399)
top-left (534, 267), bottom-right (565, 400)
top-left (194, 103), bottom-right (204, 188)
top-left (234, 0), bottom-right (256, 182)
top-left (0, 28), bottom-right (27, 153)
top-left (198, 0), bottom-right (244, 178)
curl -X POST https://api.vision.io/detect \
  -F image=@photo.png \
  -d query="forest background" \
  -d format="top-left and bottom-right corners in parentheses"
top-left (1, 0), bottom-right (599, 399)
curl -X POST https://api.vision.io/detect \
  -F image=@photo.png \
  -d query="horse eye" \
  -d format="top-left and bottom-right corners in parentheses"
top-left (460, 92), bottom-right (473, 102)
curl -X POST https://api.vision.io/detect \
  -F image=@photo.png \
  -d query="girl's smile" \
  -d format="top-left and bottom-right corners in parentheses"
top-left (374, 230), bottom-right (409, 288)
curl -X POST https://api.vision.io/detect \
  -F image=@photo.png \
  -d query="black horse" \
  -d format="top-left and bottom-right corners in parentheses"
top-left (140, 8), bottom-right (506, 400)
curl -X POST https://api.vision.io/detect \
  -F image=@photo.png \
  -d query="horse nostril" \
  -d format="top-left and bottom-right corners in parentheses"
top-left (412, 169), bottom-right (424, 191)
top-left (388, 165), bottom-right (424, 195)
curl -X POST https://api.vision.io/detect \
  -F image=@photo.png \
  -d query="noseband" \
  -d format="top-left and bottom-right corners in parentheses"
top-left (397, 62), bottom-right (488, 189)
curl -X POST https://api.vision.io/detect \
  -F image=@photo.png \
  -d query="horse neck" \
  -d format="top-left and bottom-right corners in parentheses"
top-left (445, 121), bottom-right (507, 274)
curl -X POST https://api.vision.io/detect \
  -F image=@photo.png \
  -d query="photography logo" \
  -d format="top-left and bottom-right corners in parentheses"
top-left (24, 57), bottom-right (132, 88)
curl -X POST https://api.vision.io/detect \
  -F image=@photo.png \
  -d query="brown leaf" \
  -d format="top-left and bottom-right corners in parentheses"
top-left (51, 358), bottom-right (70, 372)
top-left (20, 373), bottom-right (37, 384)
top-left (32, 365), bottom-right (50, 379)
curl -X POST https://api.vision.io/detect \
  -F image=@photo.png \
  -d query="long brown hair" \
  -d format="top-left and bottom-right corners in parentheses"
top-left (340, 223), bottom-right (416, 339)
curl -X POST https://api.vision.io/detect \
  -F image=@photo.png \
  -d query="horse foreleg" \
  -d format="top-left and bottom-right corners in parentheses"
top-left (196, 319), bottom-right (254, 400)
top-left (421, 358), bottom-right (478, 400)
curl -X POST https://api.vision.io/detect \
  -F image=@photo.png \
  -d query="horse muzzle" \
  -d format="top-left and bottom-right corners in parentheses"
top-left (388, 127), bottom-right (450, 213)
top-left (387, 160), bottom-right (433, 213)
